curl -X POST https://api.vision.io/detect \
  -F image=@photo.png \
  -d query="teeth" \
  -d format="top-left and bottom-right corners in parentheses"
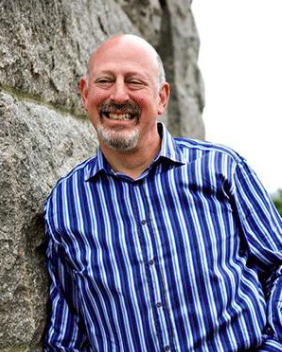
top-left (108, 113), bottom-right (132, 120)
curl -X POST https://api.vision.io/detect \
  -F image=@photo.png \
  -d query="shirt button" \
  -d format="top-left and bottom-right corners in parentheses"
top-left (164, 346), bottom-right (170, 351)
top-left (141, 220), bottom-right (146, 225)
top-left (156, 302), bottom-right (162, 308)
top-left (149, 259), bottom-right (154, 266)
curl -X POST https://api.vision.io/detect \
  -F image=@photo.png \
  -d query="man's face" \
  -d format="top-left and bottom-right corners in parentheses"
top-left (80, 37), bottom-right (169, 152)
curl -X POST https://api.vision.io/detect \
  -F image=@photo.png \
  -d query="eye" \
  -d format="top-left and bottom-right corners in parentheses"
top-left (95, 78), bottom-right (114, 88)
top-left (127, 79), bottom-right (145, 89)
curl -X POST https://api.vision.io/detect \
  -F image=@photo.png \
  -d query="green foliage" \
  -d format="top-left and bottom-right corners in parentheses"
top-left (272, 189), bottom-right (282, 217)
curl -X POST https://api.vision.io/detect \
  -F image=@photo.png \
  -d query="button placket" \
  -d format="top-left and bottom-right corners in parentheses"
top-left (134, 181), bottom-right (174, 351)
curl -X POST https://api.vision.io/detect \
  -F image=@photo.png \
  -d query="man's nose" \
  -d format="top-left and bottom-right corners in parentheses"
top-left (110, 81), bottom-right (129, 103)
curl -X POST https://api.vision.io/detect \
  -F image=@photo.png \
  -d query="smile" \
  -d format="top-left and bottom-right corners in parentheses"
top-left (102, 112), bottom-right (135, 121)
top-left (99, 101), bottom-right (141, 123)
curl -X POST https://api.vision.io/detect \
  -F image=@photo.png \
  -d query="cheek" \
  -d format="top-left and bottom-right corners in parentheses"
top-left (89, 96), bottom-right (102, 109)
top-left (87, 89), bottom-right (108, 108)
top-left (135, 97), bottom-right (146, 109)
top-left (86, 96), bottom-right (102, 121)
top-left (134, 94), bottom-right (157, 111)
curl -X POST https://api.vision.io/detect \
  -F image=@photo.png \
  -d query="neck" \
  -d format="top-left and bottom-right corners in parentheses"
top-left (100, 132), bottom-right (161, 180)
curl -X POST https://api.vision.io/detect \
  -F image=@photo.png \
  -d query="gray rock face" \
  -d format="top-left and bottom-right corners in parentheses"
top-left (0, 91), bottom-right (97, 350)
top-left (115, 0), bottom-right (162, 47)
top-left (0, 0), bottom-right (204, 137)
top-left (157, 0), bottom-right (205, 138)
top-left (0, 0), bottom-right (204, 350)
top-left (0, 0), bottom-right (134, 117)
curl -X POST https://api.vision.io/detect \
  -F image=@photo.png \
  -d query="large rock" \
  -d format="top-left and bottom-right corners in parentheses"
top-left (0, 0), bottom-right (205, 350)
top-left (115, 0), bottom-right (162, 47)
top-left (0, 91), bottom-right (97, 350)
top-left (0, 0), bottom-right (135, 117)
top-left (157, 0), bottom-right (205, 138)
top-left (0, 0), bottom-right (204, 138)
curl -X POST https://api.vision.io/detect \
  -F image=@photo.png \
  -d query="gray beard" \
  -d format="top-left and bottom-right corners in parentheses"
top-left (96, 123), bottom-right (140, 152)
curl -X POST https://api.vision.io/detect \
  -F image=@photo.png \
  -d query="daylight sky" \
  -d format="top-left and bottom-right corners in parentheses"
top-left (192, 0), bottom-right (282, 194)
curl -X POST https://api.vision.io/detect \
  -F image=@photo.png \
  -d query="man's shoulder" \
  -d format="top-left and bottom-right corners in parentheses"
top-left (47, 155), bottom-right (98, 199)
top-left (173, 136), bottom-right (244, 163)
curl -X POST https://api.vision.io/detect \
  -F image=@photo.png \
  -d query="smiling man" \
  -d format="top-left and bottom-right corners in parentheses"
top-left (44, 34), bottom-right (282, 352)
top-left (79, 34), bottom-right (169, 179)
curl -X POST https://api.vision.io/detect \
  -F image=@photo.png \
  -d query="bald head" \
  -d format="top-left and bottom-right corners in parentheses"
top-left (87, 34), bottom-right (166, 89)
top-left (80, 33), bottom-right (171, 155)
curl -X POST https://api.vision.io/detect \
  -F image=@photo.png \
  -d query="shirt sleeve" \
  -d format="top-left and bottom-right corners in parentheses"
top-left (231, 159), bottom-right (282, 348)
top-left (44, 206), bottom-right (90, 352)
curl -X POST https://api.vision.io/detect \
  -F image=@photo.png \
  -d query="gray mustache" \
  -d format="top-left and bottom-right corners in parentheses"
top-left (98, 101), bottom-right (141, 115)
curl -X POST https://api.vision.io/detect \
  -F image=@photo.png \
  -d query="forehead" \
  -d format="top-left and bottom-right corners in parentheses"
top-left (89, 38), bottom-right (159, 77)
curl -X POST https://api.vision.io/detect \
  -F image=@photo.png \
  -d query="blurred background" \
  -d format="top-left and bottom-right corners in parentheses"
top-left (193, 0), bottom-right (282, 198)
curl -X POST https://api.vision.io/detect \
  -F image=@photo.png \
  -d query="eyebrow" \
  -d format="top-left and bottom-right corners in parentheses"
top-left (94, 70), bottom-right (147, 78)
top-left (93, 71), bottom-right (115, 77)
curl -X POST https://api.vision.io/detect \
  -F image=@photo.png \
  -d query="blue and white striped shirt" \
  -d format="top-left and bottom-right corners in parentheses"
top-left (44, 123), bottom-right (282, 352)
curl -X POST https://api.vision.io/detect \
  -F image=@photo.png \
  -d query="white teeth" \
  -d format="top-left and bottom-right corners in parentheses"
top-left (108, 113), bottom-right (132, 120)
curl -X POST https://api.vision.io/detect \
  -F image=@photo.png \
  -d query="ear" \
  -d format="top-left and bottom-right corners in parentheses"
top-left (157, 82), bottom-right (170, 116)
top-left (79, 76), bottom-right (89, 111)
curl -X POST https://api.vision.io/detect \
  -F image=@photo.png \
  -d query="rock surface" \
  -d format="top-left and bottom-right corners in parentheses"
top-left (0, 91), bottom-right (97, 350)
top-left (0, 0), bottom-right (204, 350)
top-left (0, 0), bottom-right (134, 117)
top-left (157, 0), bottom-right (205, 137)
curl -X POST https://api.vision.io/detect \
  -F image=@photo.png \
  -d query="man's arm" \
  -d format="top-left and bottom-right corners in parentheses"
top-left (44, 211), bottom-right (90, 352)
top-left (232, 159), bottom-right (282, 350)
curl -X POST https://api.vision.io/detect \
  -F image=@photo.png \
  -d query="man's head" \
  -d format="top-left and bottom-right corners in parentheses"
top-left (80, 34), bottom-right (170, 152)
top-left (86, 40), bottom-right (166, 91)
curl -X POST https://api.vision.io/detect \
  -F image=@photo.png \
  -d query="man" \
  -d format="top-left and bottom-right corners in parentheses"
top-left (44, 34), bottom-right (282, 351)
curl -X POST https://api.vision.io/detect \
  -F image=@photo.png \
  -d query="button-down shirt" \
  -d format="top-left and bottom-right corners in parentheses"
top-left (44, 123), bottom-right (282, 352)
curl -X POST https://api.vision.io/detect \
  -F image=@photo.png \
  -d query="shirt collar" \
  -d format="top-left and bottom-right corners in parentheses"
top-left (155, 122), bottom-right (185, 164)
top-left (84, 147), bottom-right (109, 181)
top-left (85, 122), bottom-right (186, 181)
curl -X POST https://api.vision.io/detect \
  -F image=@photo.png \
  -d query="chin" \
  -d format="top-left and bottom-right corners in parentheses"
top-left (96, 123), bottom-right (140, 152)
